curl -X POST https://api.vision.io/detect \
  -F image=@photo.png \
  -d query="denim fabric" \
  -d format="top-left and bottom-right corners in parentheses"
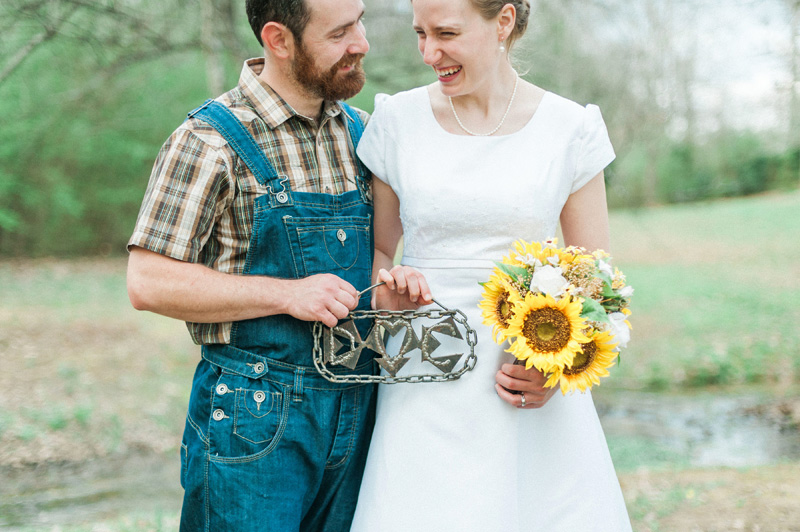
top-left (179, 101), bottom-right (377, 531)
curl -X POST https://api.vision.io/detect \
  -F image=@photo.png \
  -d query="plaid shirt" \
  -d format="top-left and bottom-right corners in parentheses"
top-left (128, 58), bottom-right (370, 345)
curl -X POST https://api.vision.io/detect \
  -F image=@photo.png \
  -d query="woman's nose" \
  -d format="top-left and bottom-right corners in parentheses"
top-left (421, 39), bottom-right (440, 65)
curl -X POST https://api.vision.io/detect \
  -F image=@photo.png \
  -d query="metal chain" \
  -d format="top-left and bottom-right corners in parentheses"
top-left (313, 299), bottom-right (479, 384)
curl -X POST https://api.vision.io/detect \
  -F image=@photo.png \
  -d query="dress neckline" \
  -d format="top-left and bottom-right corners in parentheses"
top-left (422, 87), bottom-right (550, 139)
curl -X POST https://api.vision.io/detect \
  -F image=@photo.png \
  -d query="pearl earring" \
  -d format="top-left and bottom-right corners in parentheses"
top-left (499, 41), bottom-right (506, 53)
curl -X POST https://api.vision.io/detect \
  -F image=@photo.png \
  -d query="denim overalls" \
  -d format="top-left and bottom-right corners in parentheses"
top-left (178, 100), bottom-right (377, 532)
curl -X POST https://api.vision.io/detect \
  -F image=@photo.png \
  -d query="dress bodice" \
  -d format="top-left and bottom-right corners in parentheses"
top-left (356, 87), bottom-right (615, 268)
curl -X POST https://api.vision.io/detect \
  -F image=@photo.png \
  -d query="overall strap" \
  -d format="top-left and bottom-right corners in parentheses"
top-left (187, 100), bottom-right (287, 195)
top-left (340, 102), bottom-right (371, 202)
top-left (340, 102), bottom-right (368, 177)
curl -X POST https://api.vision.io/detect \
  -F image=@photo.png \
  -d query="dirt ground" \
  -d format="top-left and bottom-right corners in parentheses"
top-left (620, 464), bottom-right (800, 532)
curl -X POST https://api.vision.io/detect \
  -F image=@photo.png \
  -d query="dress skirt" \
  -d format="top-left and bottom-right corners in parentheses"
top-left (350, 262), bottom-right (632, 532)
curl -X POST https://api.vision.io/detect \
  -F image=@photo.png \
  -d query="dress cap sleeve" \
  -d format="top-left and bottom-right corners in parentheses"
top-left (571, 104), bottom-right (615, 194)
top-left (356, 93), bottom-right (391, 185)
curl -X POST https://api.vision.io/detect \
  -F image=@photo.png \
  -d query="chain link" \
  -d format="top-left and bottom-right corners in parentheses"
top-left (313, 299), bottom-right (478, 384)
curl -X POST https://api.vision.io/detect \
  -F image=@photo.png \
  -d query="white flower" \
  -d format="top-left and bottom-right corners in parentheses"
top-left (530, 265), bottom-right (569, 297)
top-left (520, 254), bottom-right (541, 267)
top-left (619, 285), bottom-right (634, 298)
top-left (608, 312), bottom-right (631, 348)
top-left (598, 260), bottom-right (614, 277)
top-left (546, 255), bottom-right (560, 266)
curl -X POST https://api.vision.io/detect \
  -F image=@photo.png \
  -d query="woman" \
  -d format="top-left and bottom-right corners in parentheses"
top-left (350, 0), bottom-right (632, 530)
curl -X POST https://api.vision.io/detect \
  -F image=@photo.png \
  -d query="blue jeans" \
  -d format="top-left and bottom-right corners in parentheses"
top-left (180, 354), bottom-right (376, 531)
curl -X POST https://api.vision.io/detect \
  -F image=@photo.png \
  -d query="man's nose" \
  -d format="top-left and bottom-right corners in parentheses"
top-left (349, 22), bottom-right (369, 55)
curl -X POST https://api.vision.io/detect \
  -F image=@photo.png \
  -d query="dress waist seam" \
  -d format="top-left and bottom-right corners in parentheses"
top-left (402, 256), bottom-right (495, 270)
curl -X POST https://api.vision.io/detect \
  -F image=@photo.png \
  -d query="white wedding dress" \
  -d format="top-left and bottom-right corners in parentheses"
top-left (350, 87), bottom-right (632, 532)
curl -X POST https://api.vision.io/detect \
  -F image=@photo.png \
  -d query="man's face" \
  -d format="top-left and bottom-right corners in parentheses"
top-left (290, 0), bottom-right (369, 101)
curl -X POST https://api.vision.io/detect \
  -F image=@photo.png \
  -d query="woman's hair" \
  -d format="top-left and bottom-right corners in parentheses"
top-left (469, 0), bottom-right (530, 51)
top-left (246, 0), bottom-right (311, 46)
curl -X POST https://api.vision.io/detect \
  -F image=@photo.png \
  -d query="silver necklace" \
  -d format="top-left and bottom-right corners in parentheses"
top-left (448, 74), bottom-right (519, 136)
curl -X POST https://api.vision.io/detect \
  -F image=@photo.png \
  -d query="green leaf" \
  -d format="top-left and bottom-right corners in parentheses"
top-left (580, 297), bottom-right (610, 323)
top-left (598, 270), bottom-right (614, 286)
top-left (494, 262), bottom-right (529, 283)
top-left (601, 280), bottom-right (617, 298)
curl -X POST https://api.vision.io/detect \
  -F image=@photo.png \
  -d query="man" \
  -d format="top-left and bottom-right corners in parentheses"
top-left (126, 0), bottom-right (375, 529)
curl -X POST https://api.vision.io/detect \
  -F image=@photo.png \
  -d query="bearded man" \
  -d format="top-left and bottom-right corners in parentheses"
top-left (126, 0), bottom-right (376, 529)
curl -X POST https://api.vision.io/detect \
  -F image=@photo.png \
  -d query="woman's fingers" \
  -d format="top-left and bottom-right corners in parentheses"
top-left (373, 266), bottom-right (434, 311)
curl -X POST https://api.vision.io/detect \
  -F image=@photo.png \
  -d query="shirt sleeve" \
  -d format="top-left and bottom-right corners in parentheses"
top-left (571, 104), bottom-right (615, 194)
top-left (356, 93), bottom-right (391, 186)
top-left (127, 123), bottom-right (232, 262)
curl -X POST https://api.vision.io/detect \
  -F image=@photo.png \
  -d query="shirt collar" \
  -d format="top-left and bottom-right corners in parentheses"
top-left (238, 58), bottom-right (345, 129)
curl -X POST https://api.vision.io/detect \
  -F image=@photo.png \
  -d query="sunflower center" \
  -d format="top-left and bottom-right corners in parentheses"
top-left (521, 307), bottom-right (572, 353)
top-left (495, 291), bottom-right (513, 327)
top-left (564, 340), bottom-right (597, 375)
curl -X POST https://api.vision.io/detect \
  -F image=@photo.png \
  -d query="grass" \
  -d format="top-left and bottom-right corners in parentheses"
top-left (606, 189), bottom-right (800, 392)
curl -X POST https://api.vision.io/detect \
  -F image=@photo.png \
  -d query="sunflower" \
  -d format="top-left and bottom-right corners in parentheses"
top-left (479, 273), bottom-right (519, 340)
top-left (545, 329), bottom-right (619, 394)
top-left (503, 292), bottom-right (589, 372)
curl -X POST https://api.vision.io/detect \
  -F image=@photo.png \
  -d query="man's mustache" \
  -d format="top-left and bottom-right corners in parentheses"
top-left (334, 53), bottom-right (366, 70)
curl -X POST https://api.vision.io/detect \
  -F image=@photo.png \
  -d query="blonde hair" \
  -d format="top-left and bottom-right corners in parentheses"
top-left (469, 0), bottom-right (530, 51)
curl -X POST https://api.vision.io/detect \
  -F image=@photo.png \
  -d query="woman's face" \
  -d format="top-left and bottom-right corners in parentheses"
top-left (412, 0), bottom-right (503, 98)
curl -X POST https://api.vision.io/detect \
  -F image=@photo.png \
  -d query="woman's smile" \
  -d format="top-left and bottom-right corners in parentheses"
top-left (435, 65), bottom-right (462, 82)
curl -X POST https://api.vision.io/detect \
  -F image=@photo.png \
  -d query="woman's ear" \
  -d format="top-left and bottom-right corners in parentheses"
top-left (497, 3), bottom-right (516, 42)
top-left (261, 21), bottom-right (295, 60)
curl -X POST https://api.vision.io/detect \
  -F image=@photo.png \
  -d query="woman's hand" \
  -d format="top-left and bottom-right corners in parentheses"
top-left (372, 265), bottom-right (433, 311)
top-left (494, 362), bottom-right (558, 409)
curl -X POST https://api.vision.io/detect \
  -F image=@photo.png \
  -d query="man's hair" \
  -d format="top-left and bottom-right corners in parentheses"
top-left (246, 0), bottom-right (311, 46)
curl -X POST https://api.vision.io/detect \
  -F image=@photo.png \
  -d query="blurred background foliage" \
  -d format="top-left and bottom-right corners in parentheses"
top-left (1, 0), bottom-right (799, 257)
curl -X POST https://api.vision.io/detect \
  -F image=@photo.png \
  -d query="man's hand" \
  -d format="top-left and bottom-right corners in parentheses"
top-left (494, 362), bottom-right (558, 409)
top-left (284, 274), bottom-right (359, 327)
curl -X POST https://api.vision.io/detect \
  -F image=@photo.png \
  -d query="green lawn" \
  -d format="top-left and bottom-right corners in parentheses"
top-left (607, 190), bottom-right (800, 391)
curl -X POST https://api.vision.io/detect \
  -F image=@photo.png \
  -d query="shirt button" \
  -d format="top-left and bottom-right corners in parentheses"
top-left (276, 191), bottom-right (288, 203)
top-left (216, 384), bottom-right (229, 395)
top-left (254, 391), bottom-right (266, 403)
top-left (253, 362), bottom-right (265, 374)
top-left (212, 409), bottom-right (225, 421)
top-left (337, 229), bottom-right (347, 243)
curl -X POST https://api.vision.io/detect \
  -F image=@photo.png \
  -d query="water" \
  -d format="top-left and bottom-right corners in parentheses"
top-left (596, 391), bottom-right (800, 470)
top-left (0, 453), bottom-right (182, 529)
top-left (1, 392), bottom-right (798, 529)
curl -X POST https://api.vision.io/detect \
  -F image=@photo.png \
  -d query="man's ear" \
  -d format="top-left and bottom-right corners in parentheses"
top-left (261, 22), bottom-right (295, 60)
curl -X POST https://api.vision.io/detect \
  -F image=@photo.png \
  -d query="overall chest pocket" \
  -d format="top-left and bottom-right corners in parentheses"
top-left (283, 215), bottom-right (371, 279)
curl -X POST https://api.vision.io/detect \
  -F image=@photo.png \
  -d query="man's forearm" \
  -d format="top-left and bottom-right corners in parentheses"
top-left (127, 246), bottom-right (359, 327)
top-left (127, 246), bottom-right (290, 323)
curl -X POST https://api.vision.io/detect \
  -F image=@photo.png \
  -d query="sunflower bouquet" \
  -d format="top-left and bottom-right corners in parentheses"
top-left (479, 238), bottom-right (633, 393)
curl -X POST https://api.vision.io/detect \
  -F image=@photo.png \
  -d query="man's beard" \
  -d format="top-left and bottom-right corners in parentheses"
top-left (292, 41), bottom-right (366, 102)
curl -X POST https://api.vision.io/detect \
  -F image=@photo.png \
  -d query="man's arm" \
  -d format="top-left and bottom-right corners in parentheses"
top-left (126, 246), bottom-right (358, 327)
